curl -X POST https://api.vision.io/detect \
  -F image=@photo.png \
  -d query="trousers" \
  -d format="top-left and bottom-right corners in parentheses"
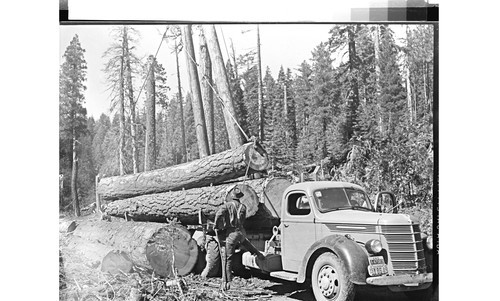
top-left (221, 228), bottom-right (245, 282)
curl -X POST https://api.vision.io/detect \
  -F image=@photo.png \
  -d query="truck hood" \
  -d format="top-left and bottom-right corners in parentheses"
top-left (315, 210), bottom-right (419, 226)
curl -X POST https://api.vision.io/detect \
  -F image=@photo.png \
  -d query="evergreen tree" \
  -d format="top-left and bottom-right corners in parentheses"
top-left (309, 42), bottom-right (336, 162)
top-left (294, 61), bottom-right (315, 163)
top-left (261, 67), bottom-right (278, 168)
top-left (227, 60), bottom-right (249, 137)
top-left (59, 34), bottom-right (88, 216)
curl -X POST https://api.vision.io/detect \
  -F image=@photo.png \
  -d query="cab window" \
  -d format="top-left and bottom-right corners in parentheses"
top-left (287, 193), bottom-right (310, 215)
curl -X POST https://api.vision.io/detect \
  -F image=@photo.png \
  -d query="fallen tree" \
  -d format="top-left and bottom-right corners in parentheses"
top-left (104, 180), bottom-right (261, 224)
top-left (97, 142), bottom-right (269, 201)
top-left (71, 218), bottom-right (198, 277)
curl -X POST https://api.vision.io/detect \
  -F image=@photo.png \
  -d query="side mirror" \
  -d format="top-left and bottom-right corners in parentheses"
top-left (374, 191), bottom-right (398, 213)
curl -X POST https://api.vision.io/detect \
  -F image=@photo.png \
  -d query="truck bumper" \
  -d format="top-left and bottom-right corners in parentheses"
top-left (366, 273), bottom-right (433, 286)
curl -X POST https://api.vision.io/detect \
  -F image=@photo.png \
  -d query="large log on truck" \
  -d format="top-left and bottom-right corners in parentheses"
top-left (104, 178), bottom-right (291, 226)
top-left (104, 180), bottom-right (260, 224)
top-left (71, 218), bottom-right (198, 277)
top-left (97, 142), bottom-right (268, 201)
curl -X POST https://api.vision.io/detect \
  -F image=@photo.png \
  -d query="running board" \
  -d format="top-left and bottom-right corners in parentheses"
top-left (269, 271), bottom-right (298, 281)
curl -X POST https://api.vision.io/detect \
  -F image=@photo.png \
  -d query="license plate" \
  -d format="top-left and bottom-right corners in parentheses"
top-left (368, 264), bottom-right (388, 276)
top-left (369, 256), bottom-right (385, 265)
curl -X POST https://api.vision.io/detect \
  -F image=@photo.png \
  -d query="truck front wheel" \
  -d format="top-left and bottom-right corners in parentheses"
top-left (311, 252), bottom-right (355, 301)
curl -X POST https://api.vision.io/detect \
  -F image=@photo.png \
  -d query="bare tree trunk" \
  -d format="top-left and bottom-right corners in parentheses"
top-left (123, 26), bottom-right (139, 173)
top-left (174, 39), bottom-right (188, 163)
top-left (373, 25), bottom-right (383, 134)
top-left (199, 30), bottom-right (215, 155)
top-left (95, 175), bottom-right (101, 213)
top-left (406, 66), bottom-right (413, 123)
top-left (405, 26), bottom-right (413, 123)
top-left (347, 26), bottom-right (360, 140)
top-left (71, 131), bottom-right (80, 216)
top-left (423, 62), bottom-right (428, 114)
top-left (182, 25), bottom-right (210, 158)
top-left (145, 55), bottom-right (156, 171)
top-left (119, 56), bottom-right (126, 175)
top-left (204, 25), bottom-right (244, 148)
top-left (257, 25), bottom-right (264, 142)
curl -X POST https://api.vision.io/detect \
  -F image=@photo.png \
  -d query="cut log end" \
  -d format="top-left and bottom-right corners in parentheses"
top-left (145, 225), bottom-right (199, 277)
top-left (244, 143), bottom-right (269, 172)
top-left (101, 250), bottom-right (134, 275)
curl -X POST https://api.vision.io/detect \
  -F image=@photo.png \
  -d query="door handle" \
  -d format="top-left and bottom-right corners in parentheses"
top-left (283, 224), bottom-right (289, 228)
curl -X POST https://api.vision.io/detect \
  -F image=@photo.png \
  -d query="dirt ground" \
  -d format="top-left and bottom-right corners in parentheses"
top-left (59, 216), bottom-right (428, 301)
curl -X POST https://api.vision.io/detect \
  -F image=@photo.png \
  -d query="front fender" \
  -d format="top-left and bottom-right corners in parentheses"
top-left (297, 234), bottom-right (369, 284)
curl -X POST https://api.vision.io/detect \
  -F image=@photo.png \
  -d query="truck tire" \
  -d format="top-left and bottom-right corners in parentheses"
top-left (201, 237), bottom-right (221, 278)
top-left (311, 252), bottom-right (355, 301)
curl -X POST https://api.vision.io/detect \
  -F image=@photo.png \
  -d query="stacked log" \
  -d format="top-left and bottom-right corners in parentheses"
top-left (104, 180), bottom-right (260, 224)
top-left (97, 142), bottom-right (268, 201)
top-left (104, 178), bottom-right (292, 226)
top-left (71, 218), bottom-right (198, 277)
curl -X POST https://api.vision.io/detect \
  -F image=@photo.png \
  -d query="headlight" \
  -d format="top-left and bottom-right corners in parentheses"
top-left (426, 236), bottom-right (433, 250)
top-left (365, 239), bottom-right (383, 254)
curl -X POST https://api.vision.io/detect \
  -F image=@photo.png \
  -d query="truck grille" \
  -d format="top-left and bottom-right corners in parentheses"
top-left (381, 224), bottom-right (426, 275)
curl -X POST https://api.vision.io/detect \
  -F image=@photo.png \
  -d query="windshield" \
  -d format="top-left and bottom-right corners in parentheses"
top-left (313, 187), bottom-right (372, 212)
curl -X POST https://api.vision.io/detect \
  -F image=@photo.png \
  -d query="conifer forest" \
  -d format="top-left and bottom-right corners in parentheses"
top-left (59, 24), bottom-right (435, 228)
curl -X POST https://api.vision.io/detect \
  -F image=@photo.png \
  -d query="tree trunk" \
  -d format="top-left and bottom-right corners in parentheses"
top-left (173, 39), bottom-right (188, 163)
top-left (104, 180), bottom-right (261, 224)
top-left (204, 25), bottom-right (244, 148)
top-left (71, 133), bottom-right (80, 216)
top-left (95, 175), bottom-right (102, 213)
top-left (119, 55), bottom-right (126, 175)
top-left (373, 25), bottom-right (384, 133)
top-left (199, 29), bottom-right (215, 155)
top-left (71, 218), bottom-right (198, 277)
top-left (98, 142), bottom-right (269, 200)
top-left (145, 55), bottom-right (156, 171)
top-left (347, 26), bottom-right (360, 141)
top-left (182, 25), bottom-right (210, 158)
top-left (256, 25), bottom-right (264, 142)
top-left (123, 26), bottom-right (139, 174)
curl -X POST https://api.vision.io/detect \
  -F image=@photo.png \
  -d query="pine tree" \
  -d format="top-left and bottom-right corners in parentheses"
top-left (60, 34), bottom-right (88, 216)
top-left (102, 26), bottom-right (141, 175)
top-left (227, 60), bottom-right (250, 137)
top-left (294, 61), bottom-right (315, 163)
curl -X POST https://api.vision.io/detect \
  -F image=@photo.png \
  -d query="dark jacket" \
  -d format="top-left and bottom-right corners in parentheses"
top-left (215, 200), bottom-right (246, 230)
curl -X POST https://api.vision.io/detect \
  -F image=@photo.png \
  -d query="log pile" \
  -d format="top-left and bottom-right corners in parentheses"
top-left (69, 142), bottom-right (292, 279)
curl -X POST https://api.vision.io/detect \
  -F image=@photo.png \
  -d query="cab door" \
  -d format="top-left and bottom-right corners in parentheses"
top-left (281, 191), bottom-right (316, 272)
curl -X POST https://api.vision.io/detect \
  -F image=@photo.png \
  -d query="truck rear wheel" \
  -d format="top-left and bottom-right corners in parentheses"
top-left (311, 252), bottom-right (355, 301)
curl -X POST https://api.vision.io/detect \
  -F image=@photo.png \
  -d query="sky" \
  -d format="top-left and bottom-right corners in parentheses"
top-left (60, 24), bottom-right (338, 119)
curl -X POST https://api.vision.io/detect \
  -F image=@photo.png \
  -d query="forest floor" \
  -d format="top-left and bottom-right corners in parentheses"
top-left (59, 214), bottom-right (426, 301)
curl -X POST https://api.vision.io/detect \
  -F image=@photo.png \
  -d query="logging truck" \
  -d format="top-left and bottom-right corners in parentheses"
top-left (240, 181), bottom-right (434, 301)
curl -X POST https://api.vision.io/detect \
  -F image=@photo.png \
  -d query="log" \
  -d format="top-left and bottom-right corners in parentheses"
top-left (72, 218), bottom-right (198, 277)
top-left (59, 219), bottom-right (77, 233)
top-left (97, 142), bottom-right (269, 201)
top-left (104, 180), bottom-right (261, 224)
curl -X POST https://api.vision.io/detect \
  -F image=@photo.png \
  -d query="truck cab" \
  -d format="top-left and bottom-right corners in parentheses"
top-left (242, 181), bottom-right (434, 301)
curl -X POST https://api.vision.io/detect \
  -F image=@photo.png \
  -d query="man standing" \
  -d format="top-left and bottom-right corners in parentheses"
top-left (214, 187), bottom-right (247, 289)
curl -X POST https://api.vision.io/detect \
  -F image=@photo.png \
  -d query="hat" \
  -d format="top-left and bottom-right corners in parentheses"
top-left (232, 188), bottom-right (244, 200)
